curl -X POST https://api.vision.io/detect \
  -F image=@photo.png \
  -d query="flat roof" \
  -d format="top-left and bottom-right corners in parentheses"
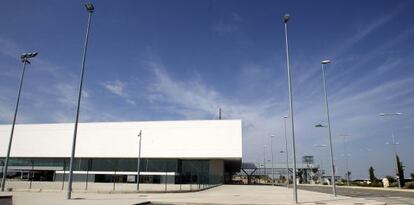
top-left (0, 120), bottom-right (242, 159)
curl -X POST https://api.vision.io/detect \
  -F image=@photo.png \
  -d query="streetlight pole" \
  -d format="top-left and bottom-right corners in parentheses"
top-left (270, 135), bottom-right (275, 185)
top-left (137, 130), bottom-right (142, 191)
top-left (67, 3), bottom-right (94, 200)
top-left (314, 144), bottom-right (327, 184)
top-left (283, 13), bottom-right (298, 203)
top-left (320, 60), bottom-right (336, 197)
top-left (283, 116), bottom-right (290, 188)
top-left (379, 112), bottom-right (402, 188)
top-left (345, 153), bottom-right (350, 186)
top-left (340, 134), bottom-right (351, 186)
top-left (263, 145), bottom-right (267, 181)
top-left (1, 52), bottom-right (38, 191)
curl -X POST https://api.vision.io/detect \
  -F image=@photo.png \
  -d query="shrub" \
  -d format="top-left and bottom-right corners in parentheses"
top-left (405, 182), bottom-right (414, 189)
top-left (385, 176), bottom-right (396, 184)
top-left (336, 181), bottom-right (345, 186)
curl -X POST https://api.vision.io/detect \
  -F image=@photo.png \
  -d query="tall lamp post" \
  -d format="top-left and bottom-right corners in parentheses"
top-left (282, 116), bottom-right (290, 188)
top-left (340, 134), bottom-right (351, 186)
top-left (1, 52), bottom-right (38, 191)
top-left (283, 13), bottom-right (298, 203)
top-left (379, 112), bottom-right (402, 188)
top-left (263, 145), bottom-right (267, 180)
top-left (313, 144), bottom-right (327, 184)
top-left (67, 3), bottom-right (94, 200)
top-left (137, 130), bottom-right (142, 191)
top-left (317, 59), bottom-right (336, 197)
top-left (270, 135), bottom-right (275, 185)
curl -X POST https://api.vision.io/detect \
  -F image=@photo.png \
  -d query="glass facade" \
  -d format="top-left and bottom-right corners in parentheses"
top-left (180, 160), bottom-right (209, 184)
top-left (1, 158), bottom-right (180, 172)
top-left (0, 158), bottom-right (220, 183)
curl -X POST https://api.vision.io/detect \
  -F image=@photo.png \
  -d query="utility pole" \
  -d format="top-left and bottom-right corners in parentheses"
top-left (218, 108), bottom-right (222, 120)
top-left (137, 130), bottom-right (142, 191)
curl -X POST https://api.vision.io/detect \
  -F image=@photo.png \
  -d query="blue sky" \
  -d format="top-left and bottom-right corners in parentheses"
top-left (1, 0), bottom-right (414, 179)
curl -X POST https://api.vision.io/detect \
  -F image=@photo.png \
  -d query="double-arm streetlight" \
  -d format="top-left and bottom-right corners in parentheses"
top-left (315, 59), bottom-right (337, 197)
top-left (67, 3), bottom-right (94, 200)
top-left (283, 13), bottom-right (298, 203)
top-left (1, 52), bottom-right (38, 191)
top-left (379, 112), bottom-right (402, 188)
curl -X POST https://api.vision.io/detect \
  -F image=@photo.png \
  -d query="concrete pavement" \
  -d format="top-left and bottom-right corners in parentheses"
top-left (0, 185), bottom-right (387, 205)
top-left (3, 181), bottom-right (211, 193)
top-left (298, 185), bottom-right (414, 205)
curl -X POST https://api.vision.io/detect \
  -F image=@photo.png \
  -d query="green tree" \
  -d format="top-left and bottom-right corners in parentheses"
top-left (385, 175), bottom-right (396, 184)
top-left (369, 166), bottom-right (377, 182)
top-left (396, 155), bottom-right (405, 187)
top-left (411, 172), bottom-right (414, 182)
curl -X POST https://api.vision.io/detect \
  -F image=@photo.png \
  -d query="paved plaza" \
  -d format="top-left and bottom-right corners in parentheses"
top-left (299, 185), bottom-right (414, 205)
top-left (0, 185), bottom-right (388, 205)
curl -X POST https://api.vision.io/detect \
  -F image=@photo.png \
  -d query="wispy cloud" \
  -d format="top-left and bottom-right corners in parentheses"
top-left (102, 80), bottom-right (136, 105)
top-left (103, 80), bottom-right (126, 97)
top-left (143, 58), bottom-right (292, 160)
top-left (333, 3), bottom-right (407, 59)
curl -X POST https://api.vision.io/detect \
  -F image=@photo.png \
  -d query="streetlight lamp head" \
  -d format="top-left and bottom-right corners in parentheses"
top-left (283, 116), bottom-right (288, 119)
top-left (379, 112), bottom-right (402, 116)
top-left (30, 52), bottom-right (38, 58)
top-left (20, 53), bottom-right (28, 59)
top-left (85, 3), bottom-right (94, 13)
top-left (283, 14), bottom-right (290, 23)
top-left (321, 60), bottom-right (331, 64)
top-left (20, 52), bottom-right (38, 63)
top-left (315, 124), bottom-right (325, 128)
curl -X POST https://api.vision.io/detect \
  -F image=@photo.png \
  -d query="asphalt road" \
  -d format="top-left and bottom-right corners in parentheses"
top-left (299, 185), bottom-right (414, 205)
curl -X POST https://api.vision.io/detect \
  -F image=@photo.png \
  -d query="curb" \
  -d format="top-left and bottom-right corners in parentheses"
top-left (146, 201), bottom-right (387, 205)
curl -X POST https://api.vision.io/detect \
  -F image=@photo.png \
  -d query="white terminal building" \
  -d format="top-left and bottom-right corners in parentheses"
top-left (0, 120), bottom-right (242, 185)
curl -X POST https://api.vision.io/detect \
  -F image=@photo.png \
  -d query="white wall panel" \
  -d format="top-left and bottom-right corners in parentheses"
top-left (0, 120), bottom-right (242, 159)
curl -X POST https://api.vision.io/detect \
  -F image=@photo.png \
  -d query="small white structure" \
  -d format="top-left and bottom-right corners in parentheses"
top-left (382, 177), bottom-right (389, 188)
